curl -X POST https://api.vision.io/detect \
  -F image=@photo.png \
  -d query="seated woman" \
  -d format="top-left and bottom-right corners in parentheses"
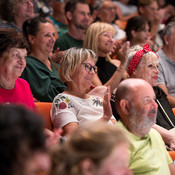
top-left (0, 0), bottom-right (34, 33)
top-left (127, 44), bottom-right (175, 150)
top-left (0, 28), bottom-right (36, 111)
top-left (0, 29), bottom-right (63, 146)
top-left (51, 47), bottom-right (116, 136)
top-left (125, 16), bottom-right (153, 48)
top-left (21, 16), bottom-right (66, 102)
top-left (50, 122), bottom-right (132, 175)
top-left (84, 22), bottom-right (129, 93)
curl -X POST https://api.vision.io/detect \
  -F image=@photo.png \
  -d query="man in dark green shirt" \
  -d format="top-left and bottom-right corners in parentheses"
top-left (54, 0), bottom-right (91, 51)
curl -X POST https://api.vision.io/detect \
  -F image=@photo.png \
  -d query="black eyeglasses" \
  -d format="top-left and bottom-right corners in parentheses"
top-left (81, 63), bottom-right (97, 74)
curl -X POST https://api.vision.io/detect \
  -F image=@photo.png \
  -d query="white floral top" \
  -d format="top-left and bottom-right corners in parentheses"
top-left (51, 93), bottom-right (115, 129)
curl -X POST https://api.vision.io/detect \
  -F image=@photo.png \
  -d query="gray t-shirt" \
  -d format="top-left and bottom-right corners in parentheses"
top-left (157, 48), bottom-right (175, 97)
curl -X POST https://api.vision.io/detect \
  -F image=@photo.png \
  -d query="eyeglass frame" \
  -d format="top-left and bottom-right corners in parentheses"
top-left (81, 63), bottom-right (98, 74)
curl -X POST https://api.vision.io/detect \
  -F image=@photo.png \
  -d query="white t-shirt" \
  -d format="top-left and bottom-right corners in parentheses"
top-left (51, 93), bottom-right (115, 128)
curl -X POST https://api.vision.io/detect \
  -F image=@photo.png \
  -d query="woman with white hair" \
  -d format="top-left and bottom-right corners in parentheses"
top-left (127, 44), bottom-right (175, 150)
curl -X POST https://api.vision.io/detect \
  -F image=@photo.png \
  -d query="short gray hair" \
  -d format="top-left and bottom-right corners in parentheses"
top-left (162, 22), bottom-right (175, 43)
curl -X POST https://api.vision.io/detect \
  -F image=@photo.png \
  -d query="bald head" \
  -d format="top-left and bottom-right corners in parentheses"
top-left (115, 78), bottom-right (152, 110)
top-left (115, 78), bottom-right (158, 137)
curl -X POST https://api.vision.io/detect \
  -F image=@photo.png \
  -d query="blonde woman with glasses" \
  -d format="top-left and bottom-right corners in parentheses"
top-left (51, 47), bottom-right (116, 136)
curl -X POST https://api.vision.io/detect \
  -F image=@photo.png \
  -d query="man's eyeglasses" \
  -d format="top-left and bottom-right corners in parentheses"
top-left (81, 63), bottom-right (97, 74)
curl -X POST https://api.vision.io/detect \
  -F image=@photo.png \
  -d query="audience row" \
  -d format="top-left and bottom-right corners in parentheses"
top-left (1, 0), bottom-right (175, 174)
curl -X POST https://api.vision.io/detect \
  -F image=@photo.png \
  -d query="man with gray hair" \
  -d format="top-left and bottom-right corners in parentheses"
top-left (94, 0), bottom-right (126, 41)
top-left (115, 78), bottom-right (175, 175)
top-left (157, 22), bottom-right (175, 108)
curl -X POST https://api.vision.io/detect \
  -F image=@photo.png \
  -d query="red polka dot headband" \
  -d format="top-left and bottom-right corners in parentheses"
top-left (128, 44), bottom-right (158, 76)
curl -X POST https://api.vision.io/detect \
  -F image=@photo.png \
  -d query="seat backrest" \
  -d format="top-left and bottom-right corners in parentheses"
top-left (172, 108), bottom-right (175, 116)
top-left (35, 102), bottom-right (53, 130)
top-left (169, 151), bottom-right (175, 162)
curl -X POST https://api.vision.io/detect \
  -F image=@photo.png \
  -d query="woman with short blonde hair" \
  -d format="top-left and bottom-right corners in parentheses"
top-left (59, 47), bottom-right (97, 82)
top-left (51, 47), bottom-right (116, 136)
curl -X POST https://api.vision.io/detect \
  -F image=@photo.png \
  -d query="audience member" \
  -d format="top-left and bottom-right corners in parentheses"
top-left (138, 0), bottom-right (166, 51)
top-left (157, 22), bottom-right (175, 108)
top-left (127, 44), bottom-right (175, 150)
top-left (137, 0), bottom-right (173, 50)
top-left (0, 28), bottom-right (62, 146)
top-left (49, 121), bottom-right (132, 175)
top-left (157, 1), bottom-right (175, 24)
top-left (84, 22), bottom-right (129, 92)
top-left (115, 78), bottom-right (175, 174)
top-left (112, 0), bottom-right (138, 21)
top-left (0, 0), bottom-right (34, 32)
top-left (0, 29), bottom-right (36, 111)
top-left (95, 0), bottom-right (126, 41)
top-left (47, 0), bottom-right (68, 38)
top-left (21, 16), bottom-right (66, 102)
top-left (158, 0), bottom-right (167, 8)
top-left (51, 48), bottom-right (116, 136)
top-left (0, 105), bottom-right (50, 175)
top-left (53, 0), bottom-right (91, 51)
top-left (34, 0), bottom-right (52, 17)
top-left (138, 0), bottom-right (160, 37)
top-left (125, 16), bottom-right (153, 47)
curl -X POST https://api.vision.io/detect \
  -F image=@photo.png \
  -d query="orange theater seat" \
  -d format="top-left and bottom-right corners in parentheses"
top-left (172, 108), bottom-right (175, 116)
top-left (169, 151), bottom-right (175, 161)
top-left (35, 102), bottom-right (53, 130)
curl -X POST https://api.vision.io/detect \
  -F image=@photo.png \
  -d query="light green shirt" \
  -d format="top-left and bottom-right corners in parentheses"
top-left (117, 121), bottom-right (172, 175)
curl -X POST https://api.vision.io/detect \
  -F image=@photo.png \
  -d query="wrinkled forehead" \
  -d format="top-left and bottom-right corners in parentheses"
top-left (9, 47), bottom-right (27, 56)
top-left (139, 52), bottom-right (159, 66)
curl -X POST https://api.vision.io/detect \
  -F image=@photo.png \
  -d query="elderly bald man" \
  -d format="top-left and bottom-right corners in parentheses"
top-left (115, 78), bottom-right (175, 175)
